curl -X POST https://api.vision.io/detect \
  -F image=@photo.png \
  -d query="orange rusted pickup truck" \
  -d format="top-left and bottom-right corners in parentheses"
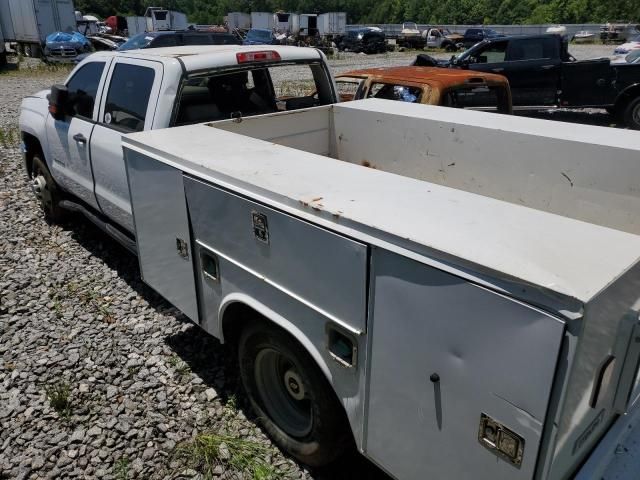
top-left (335, 66), bottom-right (512, 113)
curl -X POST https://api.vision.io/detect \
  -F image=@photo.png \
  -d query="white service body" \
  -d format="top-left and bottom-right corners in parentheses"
top-left (121, 100), bottom-right (640, 480)
top-left (125, 16), bottom-right (146, 36)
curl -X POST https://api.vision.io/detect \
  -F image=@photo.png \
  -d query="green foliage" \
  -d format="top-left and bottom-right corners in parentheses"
top-left (75, 0), bottom-right (639, 25)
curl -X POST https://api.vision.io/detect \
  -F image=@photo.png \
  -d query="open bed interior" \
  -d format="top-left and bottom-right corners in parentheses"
top-left (212, 100), bottom-right (640, 236)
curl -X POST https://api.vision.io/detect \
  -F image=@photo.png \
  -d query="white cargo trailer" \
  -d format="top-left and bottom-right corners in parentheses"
top-left (0, 21), bottom-right (6, 65)
top-left (317, 12), bottom-right (346, 36)
top-left (0, 0), bottom-right (76, 56)
top-left (226, 12), bottom-right (250, 30)
top-left (169, 10), bottom-right (188, 31)
top-left (273, 12), bottom-right (298, 34)
top-left (250, 11), bottom-right (274, 30)
top-left (122, 100), bottom-right (640, 480)
top-left (298, 13), bottom-right (317, 36)
top-left (125, 16), bottom-right (146, 35)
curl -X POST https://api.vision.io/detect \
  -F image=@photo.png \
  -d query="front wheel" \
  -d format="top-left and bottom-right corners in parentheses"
top-left (238, 322), bottom-right (351, 467)
top-left (623, 97), bottom-right (640, 130)
top-left (31, 154), bottom-right (66, 223)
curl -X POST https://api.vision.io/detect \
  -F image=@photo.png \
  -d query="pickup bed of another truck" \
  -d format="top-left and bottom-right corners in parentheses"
top-left (444, 34), bottom-right (640, 128)
top-left (19, 45), bottom-right (338, 242)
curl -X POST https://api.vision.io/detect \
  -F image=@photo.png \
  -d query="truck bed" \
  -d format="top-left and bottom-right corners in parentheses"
top-left (123, 100), bottom-right (640, 315)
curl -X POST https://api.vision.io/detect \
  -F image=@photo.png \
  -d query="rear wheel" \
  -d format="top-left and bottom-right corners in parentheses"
top-left (238, 321), bottom-right (351, 467)
top-left (623, 97), bottom-right (640, 130)
top-left (31, 154), bottom-right (66, 223)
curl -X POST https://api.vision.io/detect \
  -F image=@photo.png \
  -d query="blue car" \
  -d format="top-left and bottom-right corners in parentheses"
top-left (243, 28), bottom-right (279, 45)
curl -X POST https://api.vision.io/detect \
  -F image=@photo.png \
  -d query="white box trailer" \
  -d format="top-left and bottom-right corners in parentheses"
top-left (250, 11), bottom-right (274, 30)
top-left (122, 100), bottom-right (640, 480)
top-left (126, 16), bottom-right (146, 35)
top-left (273, 12), bottom-right (298, 34)
top-left (298, 13), bottom-right (317, 36)
top-left (317, 12), bottom-right (346, 36)
top-left (0, 0), bottom-right (76, 56)
top-left (226, 12), bottom-right (250, 30)
top-left (169, 10), bottom-right (188, 31)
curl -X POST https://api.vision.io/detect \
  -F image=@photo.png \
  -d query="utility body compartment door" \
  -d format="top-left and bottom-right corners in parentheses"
top-left (560, 59), bottom-right (614, 106)
top-left (365, 249), bottom-right (565, 480)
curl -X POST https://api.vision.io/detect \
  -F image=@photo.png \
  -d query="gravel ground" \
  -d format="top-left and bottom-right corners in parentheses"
top-left (0, 42), bottom-right (627, 480)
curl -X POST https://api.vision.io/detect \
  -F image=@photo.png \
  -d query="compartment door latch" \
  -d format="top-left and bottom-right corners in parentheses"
top-left (478, 413), bottom-right (525, 468)
top-left (176, 238), bottom-right (189, 259)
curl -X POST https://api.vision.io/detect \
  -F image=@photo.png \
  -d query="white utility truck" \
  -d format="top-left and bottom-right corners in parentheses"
top-left (19, 45), bottom-right (338, 249)
top-left (123, 101), bottom-right (640, 479)
top-left (20, 48), bottom-right (640, 477)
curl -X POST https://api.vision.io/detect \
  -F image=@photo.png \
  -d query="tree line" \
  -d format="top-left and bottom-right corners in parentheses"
top-left (75, 0), bottom-right (639, 26)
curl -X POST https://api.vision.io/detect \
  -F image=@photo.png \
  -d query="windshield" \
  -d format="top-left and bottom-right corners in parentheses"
top-left (247, 29), bottom-right (272, 41)
top-left (626, 50), bottom-right (640, 63)
top-left (118, 33), bottom-right (154, 51)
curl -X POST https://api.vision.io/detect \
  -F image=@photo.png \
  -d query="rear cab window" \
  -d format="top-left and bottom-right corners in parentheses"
top-left (102, 63), bottom-right (156, 132)
top-left (65, 61), bottom-right (106, 119)
top-left (173, 57), bottom-right (335, 126)
top-left (366, 82), bottom-right (423, 103)
top-left (335, 77), bottom-right (364, 101)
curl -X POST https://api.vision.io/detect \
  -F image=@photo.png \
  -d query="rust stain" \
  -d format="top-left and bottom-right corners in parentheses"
top-left (361, 160), bottom-right (377, 169)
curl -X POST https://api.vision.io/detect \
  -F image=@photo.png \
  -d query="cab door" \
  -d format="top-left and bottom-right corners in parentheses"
top-left (44, 60), bottom-right (109, 210)
top-left (90, 58), bottom-right (163, 233)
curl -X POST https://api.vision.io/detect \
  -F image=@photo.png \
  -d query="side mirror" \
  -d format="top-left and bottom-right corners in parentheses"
top-left (48, 84), bottom-right (69, 121)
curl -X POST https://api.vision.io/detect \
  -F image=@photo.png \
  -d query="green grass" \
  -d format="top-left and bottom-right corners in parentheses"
top-left (114, 455), bottom-right (130, 480)
top-left (168, 355), bottom-right (191, 377)
top-left (0, 61), bottom-right (73, 78)
top-left (175, 433), bottom-right (281, 480)
top-left (0, 126), bottom-right (20, 148)
top-left (45, 381), bottom-right (72, 417)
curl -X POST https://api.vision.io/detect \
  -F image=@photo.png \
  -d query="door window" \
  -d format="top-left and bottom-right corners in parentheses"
top-left (151, 35), bottom-right (178, 48)
top-left (508, 38), bottom-right (557, 61)
top-left (472, 41), bottom-right (508, 63)
top-left (103, 63), bottom-right (155, 132)
top-left (65, 61), bottom-right (106, 119)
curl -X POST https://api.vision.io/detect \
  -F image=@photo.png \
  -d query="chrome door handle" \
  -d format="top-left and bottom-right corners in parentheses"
top-left (491, 68), bottom-right (504, 73)
top-left (73, 133), bottom-right (87, 144)
top-left (541, 65), bottom-right (555, 70)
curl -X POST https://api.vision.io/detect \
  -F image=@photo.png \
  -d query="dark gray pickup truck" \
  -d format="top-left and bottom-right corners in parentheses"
top-left (435, 34), bottom-right (640, 128)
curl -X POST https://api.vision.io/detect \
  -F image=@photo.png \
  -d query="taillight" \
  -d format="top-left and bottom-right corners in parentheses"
top-left (236, 51), bottom-right (281, 63)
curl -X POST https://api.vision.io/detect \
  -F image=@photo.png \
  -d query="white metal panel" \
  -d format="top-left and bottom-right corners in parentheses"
top-left (0, 0), bottom-right (16, 40)
top-left (124, 149), bottom-right (198, 321)
top-left (333, 100), bottom-right (640, 236)
top-left (184, 177), bottom-right (368, 333)
top-left (53, 0), bottom-right (77, 35)
top-left (250, 12), bottom-right (273, 30)
top-left (9, 0), bottom-right (38, 42)
top-left (366, 248), bottom-right (565, 480)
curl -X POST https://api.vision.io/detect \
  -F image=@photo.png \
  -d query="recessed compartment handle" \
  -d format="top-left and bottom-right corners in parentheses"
top-left (200, 250), bottom-right (220, 283)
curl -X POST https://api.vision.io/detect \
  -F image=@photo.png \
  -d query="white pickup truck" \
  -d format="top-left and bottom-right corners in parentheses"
top-left (19, 45), bottom-right (338, 248)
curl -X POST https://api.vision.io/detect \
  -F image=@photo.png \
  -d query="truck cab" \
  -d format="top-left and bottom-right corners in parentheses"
top-left (19, 45), bottom-right (338, 241)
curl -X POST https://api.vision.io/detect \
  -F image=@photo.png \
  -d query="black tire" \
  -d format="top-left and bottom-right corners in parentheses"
top-left (444, 43), bottom-right (456, 52)
top-left (31, 154), bottom-right (66, 223)
top-left (238, 321), bottom-right (351, 467)
top-left (623, 96), bottom-right (640, 130)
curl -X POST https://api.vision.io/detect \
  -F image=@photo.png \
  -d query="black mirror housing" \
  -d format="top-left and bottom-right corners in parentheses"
top-left (48, 84), bottom-right (69, 121)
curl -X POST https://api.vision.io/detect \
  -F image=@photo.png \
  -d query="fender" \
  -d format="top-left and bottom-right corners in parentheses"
top-left (19, 93), bottom-right (51, 172)
top-left (614, 82), bottom-right (640, 109)
top-left (217, 293), bottom-right (333, 384)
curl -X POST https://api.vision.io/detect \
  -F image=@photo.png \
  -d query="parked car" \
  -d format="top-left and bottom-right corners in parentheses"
top-left (243, 28), bottom-right (279, 45)
top-left (614, 35), bottom-right (640, 54)
top-left (612, 49), bottom-right (640, 64)
top-left (43, 31), bottom-right (91, 63)
top-left (462, 28), bottom-right (503, 48)
top-left (335, 66), bottom-right (512, 113)
top-left (118, 30), bottom-right (241, 51)
top-left (422, 27), bottom-right (461, 51)
top-left (338, 28), bottom-right (386, 53)
top-left (441, 34), bottom-right (640, 128)
top-left (397, 21), bottom-right (425, 49)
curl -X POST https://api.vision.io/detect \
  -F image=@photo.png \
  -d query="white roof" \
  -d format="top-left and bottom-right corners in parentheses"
top-left (123, 101), bottom-right (640, 313)
top-left (94, 45), bottom-right (323, 72)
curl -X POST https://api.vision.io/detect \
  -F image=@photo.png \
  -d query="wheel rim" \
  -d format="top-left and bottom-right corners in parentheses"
top-left (31, 164), bottom-right (53, 211)
top-left (254, 348), bottom-right (313, 438)
top-left (633, 103), bottom-right (640, 126)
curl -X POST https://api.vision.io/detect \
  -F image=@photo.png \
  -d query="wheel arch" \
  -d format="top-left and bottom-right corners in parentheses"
top-left (614, 83), bottom-right (640, 111)
top-left (218, 294), bottom-right (334, 385)
top-left (21, 131), bottom-right (44, 177)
